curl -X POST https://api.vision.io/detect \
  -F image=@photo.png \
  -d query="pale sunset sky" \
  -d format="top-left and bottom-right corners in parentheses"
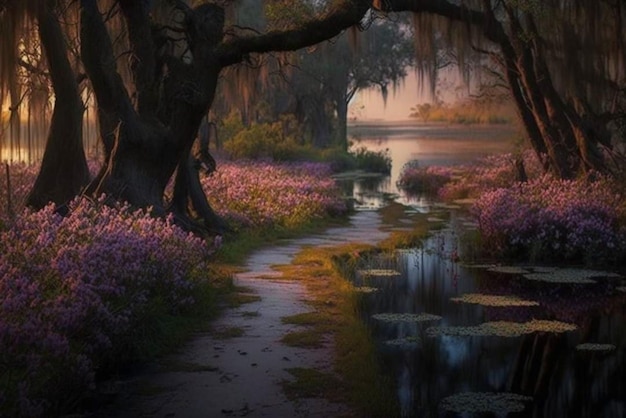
top-left (351, 69), bottom-right (467, 121)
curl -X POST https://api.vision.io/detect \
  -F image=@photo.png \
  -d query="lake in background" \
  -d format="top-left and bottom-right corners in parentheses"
top-left (346, 121), bottom-right (518, 209)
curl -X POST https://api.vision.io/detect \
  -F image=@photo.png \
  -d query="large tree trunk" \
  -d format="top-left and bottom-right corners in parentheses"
top-left (80, 0), bottom-right (178, 212)
top-left (26, 3), bottom-right (89, 209)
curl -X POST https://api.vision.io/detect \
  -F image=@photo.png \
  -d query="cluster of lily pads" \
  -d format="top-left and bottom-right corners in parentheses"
top-left (426, 319), bottom-right (577, 338)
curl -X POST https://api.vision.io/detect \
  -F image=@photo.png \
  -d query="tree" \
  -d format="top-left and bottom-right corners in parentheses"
top-left (378, 0), bottom-right (626, 178)
top-left (213, 1), bottom-right (415, 150)
top-left (286, 16), bottom-right (414, 149)
top-left (1, 0), bottom-right (373, 233)
top-left (1, 0), bottom-right (624, 234)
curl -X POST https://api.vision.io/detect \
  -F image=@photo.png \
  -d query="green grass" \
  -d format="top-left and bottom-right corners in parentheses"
top-left (215, 216), bottom-right (350, 265)
top-left (274, 243), bottom-right (400, 416)
top-left (282, 368), bottom-right (341, 400)
top-left (281, 329), bottom-right (326, 348)
top-left (226, 292), bottom-right (261, 308)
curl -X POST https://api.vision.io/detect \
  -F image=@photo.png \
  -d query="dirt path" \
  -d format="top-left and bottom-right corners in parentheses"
top-left (96, 212), bottom-right (389, 417)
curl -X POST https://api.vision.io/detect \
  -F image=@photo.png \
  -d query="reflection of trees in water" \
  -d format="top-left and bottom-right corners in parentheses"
top-left (353, 238), bottom-right (626, 416)
top-left (509, 315), bottom-right (625, 418)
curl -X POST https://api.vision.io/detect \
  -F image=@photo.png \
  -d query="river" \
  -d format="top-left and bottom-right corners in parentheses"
top-left (345, 121), bottom-right (626, 417)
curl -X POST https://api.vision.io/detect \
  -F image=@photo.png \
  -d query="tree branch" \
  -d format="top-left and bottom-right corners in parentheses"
top-left (216, 0), bottom-right (371, 67)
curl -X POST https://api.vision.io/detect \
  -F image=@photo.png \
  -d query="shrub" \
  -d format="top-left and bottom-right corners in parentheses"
top-left (438, 151), bottom-right (544, 200)
top-left (201, 160), bottom-right (348, 230)
top-left (221, 115), bottom-right (315, 162)
top-left (351, 147), bottom-right (391, 174)
top-left (0, 197), bottom-right (215, 416)
top-left (397, 161), bottom-right (453, 195)
top-left (472, 174), bottom-right (626, 264)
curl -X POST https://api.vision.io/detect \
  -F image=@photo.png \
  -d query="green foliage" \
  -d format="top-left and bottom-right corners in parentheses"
top-left (351, 147), bottom-right (392, 174)
top-left (218, 111), bottom-right (246, 145)
top-left (265, 0), bottom-right (314, 29)
top-left (222, 114), bottom-right (315, 161)
top-left (410, 100), bottom-right (516, 125)
top-left (319, 147), bottom-right (358, 172)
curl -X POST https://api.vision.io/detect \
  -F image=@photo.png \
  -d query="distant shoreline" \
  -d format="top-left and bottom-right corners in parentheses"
top-left (348, 119), bottom-right (515, 128)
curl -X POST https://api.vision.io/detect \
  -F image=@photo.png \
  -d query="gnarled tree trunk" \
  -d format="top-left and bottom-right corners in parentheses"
top-left (26, 3), bottom-right (89, 209)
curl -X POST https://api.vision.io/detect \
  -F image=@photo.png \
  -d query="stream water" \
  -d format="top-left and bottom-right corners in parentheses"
top-left (345, 122), bottom-right (626, 417)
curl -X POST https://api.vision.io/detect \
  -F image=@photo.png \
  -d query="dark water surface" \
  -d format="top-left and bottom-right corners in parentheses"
top-left (346, 123), bottom-right (626, 417)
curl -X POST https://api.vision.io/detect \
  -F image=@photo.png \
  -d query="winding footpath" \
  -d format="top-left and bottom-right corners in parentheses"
top-left (96, 211), bottom-right (390, 417)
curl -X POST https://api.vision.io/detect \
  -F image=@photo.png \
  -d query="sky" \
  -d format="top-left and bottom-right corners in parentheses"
top-left (349, 72), bottom-right (421, 121)
top-left (350, 69), bottom-right (465, 121)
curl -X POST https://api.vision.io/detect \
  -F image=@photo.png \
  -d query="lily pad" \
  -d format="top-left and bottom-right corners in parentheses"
top-left (488, 266), bottom-right (529, 274)
top-left (383, 336), bottom-right (420, 348)
top-left (529, 266), bottom-right (559, 273)
top-left (451, 293), bottom-right (539, 307)
top-left (460, 263), bottom-right (497, 269)
top-left (440, 392), bottom-right (532, 414)
top-left (576, 343), bottom-right (616, 352)
top-left (353, 286), bottom-right (378, 293)
top-left (427, 319), bottom-right (577, 337)
top-left (372, 313), bottom-right (442, 322)
top-left (522, 268), bottom-right (619, 284)
top-left (357, 269), bottom-right (401, 277)
top-left (427, 217), bottom-right (445, 222)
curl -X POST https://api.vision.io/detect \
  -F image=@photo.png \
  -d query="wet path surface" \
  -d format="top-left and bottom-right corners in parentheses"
top-left (97, 211), bottom-right (391, 417)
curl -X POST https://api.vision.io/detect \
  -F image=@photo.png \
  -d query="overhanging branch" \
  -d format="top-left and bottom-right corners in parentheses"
top-left (216, 0), bottom-right (371, 67)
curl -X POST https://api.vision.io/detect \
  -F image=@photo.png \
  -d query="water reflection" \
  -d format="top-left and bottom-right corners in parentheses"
top-left (346, 122), bottom-right (516, 210)
top-left (351, 227), bottom-right (626, 417)
top-left (346, 123), bottom-right (625, 416)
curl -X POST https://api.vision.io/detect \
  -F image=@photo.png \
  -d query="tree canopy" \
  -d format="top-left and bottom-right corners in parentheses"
top-left (0, 0), bottom-right (624, 232)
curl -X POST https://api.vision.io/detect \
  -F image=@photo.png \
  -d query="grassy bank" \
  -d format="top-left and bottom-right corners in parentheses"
top-left (273, 202), bottom-right (446, 416)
